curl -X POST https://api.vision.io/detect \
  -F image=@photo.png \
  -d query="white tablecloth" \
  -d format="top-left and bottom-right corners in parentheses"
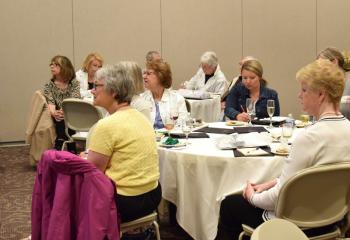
top-left (186, 95), bottom-right (221, 122)
top-left (158, 123), bottom-right (289, 240)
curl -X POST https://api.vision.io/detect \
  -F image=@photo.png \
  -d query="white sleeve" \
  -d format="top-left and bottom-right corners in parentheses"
top-left (251, 131), bottom-right (317, 210)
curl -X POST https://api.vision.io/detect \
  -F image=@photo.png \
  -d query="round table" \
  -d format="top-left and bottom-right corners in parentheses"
top-left (157, 122), bottom-right (291, 240)
top-left (186, 95), bottom-right (221, 122)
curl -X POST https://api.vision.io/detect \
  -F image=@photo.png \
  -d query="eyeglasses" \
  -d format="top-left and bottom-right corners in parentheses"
top-left (93, 83), bottom-right (104, 90)
top-left (143, 70), bottom-right (155, 76)
top-left (49, 63), bottom-right (59, 67)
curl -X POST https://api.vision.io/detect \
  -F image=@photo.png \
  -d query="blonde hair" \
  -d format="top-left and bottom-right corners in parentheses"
top-left (317, 47), bottom-right (345, 71)
top-left (82, 53), bottom-right (104, 72)
top-left (119, 61), bottom-right (144, 95)
top-left (296, 59), bottom-right (345, 105)
top-left (241, 59), bottom-right (267, 87)
top-left (342, 50), bottom-right (350, 72)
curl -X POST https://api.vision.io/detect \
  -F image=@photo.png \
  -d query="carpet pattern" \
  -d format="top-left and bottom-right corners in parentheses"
top-left (0, 146), bottom-right (193, 240)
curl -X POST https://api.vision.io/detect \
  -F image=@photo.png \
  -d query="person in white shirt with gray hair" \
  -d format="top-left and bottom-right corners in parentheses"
top-left (184, 51), bottom-right (228, 97)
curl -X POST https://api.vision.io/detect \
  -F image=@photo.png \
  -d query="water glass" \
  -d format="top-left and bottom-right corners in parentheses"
top-left (246, 98), bottom-right (256, 125)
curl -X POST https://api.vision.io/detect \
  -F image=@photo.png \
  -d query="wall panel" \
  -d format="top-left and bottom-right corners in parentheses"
top-left (73, 0), bottom-right (161, 69)
top-left (161, 0), bottom-right (242, 88)
top-left (317, 0), bottom-right (350, 52)
top-left (243, 0), bottom-right (316, 117)
top-left (0, 0), bottom-right (73, 142)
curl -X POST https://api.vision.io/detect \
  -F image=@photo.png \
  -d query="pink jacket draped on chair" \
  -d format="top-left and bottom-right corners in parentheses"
top-left (31, 150), bottom-right (119, 240)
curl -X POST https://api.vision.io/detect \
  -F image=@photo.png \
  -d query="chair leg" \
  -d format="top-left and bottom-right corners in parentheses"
top-left (152, 220), bottom-right (161, 240)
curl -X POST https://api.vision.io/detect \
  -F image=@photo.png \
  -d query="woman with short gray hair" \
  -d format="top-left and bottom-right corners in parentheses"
top-left (87, 63), bottom-right (161, 223)
top-left (184, 51), bottom-right (228, 97)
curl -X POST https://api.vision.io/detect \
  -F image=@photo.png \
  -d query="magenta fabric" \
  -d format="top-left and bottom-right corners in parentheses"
top-left (31, 150), bottom-right (119, 240)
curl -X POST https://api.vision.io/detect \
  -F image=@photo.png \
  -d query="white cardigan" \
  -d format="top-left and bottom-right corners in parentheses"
top-left (184, 65), bottom-right (228, 97)
top-left (76, 69), bottom-right (91, 98)
top-left (251, 115), bottom-right (350, 219)
top-left (141, 89), bottom-right (188, 127)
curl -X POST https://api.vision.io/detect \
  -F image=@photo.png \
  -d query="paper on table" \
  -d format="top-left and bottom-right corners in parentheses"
top-left (237, 148), bottom-right (270, 156)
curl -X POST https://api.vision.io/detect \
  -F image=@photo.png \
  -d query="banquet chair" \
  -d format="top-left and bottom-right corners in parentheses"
top-left (61, 98), bottom-right (103, 151)
top-left (239, 162), bottom-right (350, 240)
top-left (120, 212), bottom-right (160, 240)
top-left (185, 99), bottom-right (191, 113)
top-left (250, 218), bottom-right (308, 240)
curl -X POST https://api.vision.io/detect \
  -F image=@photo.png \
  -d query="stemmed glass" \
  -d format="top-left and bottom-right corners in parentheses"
top-left (282, 121), bottom-right (293, 147)
top-left (164, 113), bottom-right (175, 137)
top-left (246, 98), bottom-right (256, 126)
top-left (267, 99), bottom-right (275, 128)
top-left (170, 109), bottom-right (179, 128)
top-left (182, 116), bottom-right (194, 145)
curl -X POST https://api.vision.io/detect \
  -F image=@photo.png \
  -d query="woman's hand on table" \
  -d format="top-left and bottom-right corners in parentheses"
top-left (236, 113), bottom-right (250, 122)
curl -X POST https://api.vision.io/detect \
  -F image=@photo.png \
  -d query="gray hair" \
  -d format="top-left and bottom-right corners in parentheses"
top-left (95, 64), bottom-right (135, 104)
top-left (200, 51), bottom-right (218, 68)
top-left (146, 50), bottom-right (161, 62)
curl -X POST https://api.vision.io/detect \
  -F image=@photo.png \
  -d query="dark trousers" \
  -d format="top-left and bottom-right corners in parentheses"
top-left (215, 194), bottom-right (264, 240)
top-left (53, 119), bottom-right (75, 152)
top-left (116, 184), bottom-right (162, 223)
top-left (215, 194), bottom-right (338, 240)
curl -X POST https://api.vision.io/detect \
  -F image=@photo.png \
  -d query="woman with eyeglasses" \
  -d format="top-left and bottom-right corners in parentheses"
top-left (43, 55), bottom-right (81, 151)
top-left (142, 60), bottom-right (188, 129)
top-left (76, 53), bottom-right (103, 98)
top-left (87, 64), bottom-right (161, 224)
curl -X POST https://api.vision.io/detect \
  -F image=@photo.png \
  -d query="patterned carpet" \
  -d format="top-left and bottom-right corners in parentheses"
top-left (0, 146), bottom-right (193, 240)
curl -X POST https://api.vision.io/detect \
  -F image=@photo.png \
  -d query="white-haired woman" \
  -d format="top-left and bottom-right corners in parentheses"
top-left (184, 51), bottom-right (228, 97)
top-left (87, 64), bottom-right (161, 223)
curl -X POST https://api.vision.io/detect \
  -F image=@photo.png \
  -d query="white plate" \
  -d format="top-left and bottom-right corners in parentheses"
top-left (271, 148), bottom-right (290, 156)
top-left (226, 120), bottom-right (246, 126)
top-left (159, 142), bottom-right (187, 148)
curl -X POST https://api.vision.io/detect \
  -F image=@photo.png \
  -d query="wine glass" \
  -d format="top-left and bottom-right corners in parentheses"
top-left (182, 117), bottom-right (194, 145)
top-left (170, 109), bottom-right (179, 128)
top-left (267, 100), bottom-right (275, 128)
top-left (282, 121), bottom-right (293, 147)
top-left (164, 114), bottom-right (175, 137)
top-left (246, 98), bottom-right (256, 126)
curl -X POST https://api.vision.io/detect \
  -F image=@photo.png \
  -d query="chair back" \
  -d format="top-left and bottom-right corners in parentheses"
top-left (251, 219), bottom-right (308, 240)
top-left (275, 162), bottom-right (350, 228)
top-left (185, 99), bottom-right (191, 113)
top-left (62, 98), bottom-right (103, 132)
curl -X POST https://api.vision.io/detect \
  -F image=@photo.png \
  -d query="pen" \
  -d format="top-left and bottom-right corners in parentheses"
top-left (240, 105), bottom-right (245, 112)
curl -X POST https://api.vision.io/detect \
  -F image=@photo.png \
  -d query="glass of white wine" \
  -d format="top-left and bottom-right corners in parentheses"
top-left (267, 99), bottom-right (275, 128)
top-left (246, 98), bottom-right (256, 126)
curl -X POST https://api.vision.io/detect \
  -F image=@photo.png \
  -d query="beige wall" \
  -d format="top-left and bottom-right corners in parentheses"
top-left (1, 0), bottom-right (350, 142)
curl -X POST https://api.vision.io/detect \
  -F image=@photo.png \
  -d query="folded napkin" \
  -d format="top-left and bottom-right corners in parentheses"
top-left (177, 89), bottom-right (211, 99)
top-left (194, 127), bottom-right (235, 135)
top-left (162, 137), bottom-right (179, 145)
top-left (233, 126), bottom-right (268, 134)
top-left (167, 132), bottom-right (209, 138)
top-left (251, 119), bottom-right (286, 127)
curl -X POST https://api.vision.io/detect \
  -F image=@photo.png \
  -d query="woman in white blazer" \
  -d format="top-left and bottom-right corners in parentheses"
top-left (142, 60), bottom-right (188, 129)
top-left (184, 51), bottom-right (228, 97)
top-left (76, 53), bottom-right (103, 98)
